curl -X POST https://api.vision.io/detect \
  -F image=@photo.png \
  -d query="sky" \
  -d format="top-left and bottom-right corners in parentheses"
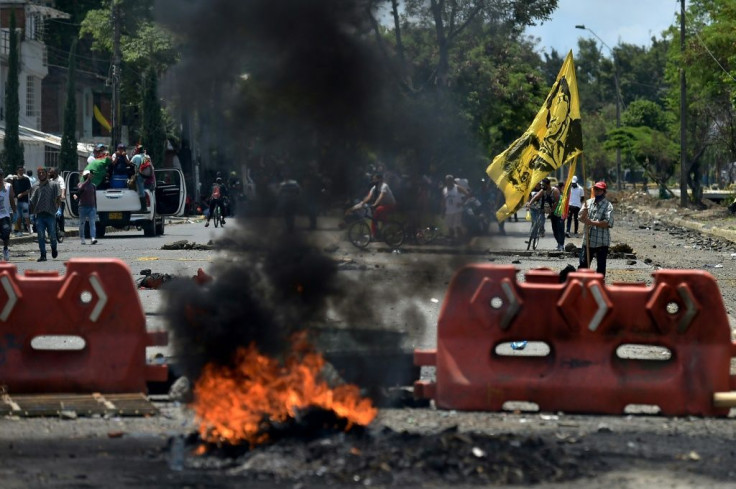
top-left (525, 0), bottom-right (681, 57)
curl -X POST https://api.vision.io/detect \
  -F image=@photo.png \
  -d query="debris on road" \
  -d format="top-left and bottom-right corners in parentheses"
top-left (161, 240), bottom-right (214, 250)
top-left (137, 270), bottom-right (173, 289)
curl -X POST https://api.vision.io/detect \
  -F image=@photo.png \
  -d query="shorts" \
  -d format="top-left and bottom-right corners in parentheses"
top-left (15, 201), bottom-right (29, 219)
top-left (444, 211), bottom-right (463, 230)
top-left (0, 217), bottom-right (10, 241)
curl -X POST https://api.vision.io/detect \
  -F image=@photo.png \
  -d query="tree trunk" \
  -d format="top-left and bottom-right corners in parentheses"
top-left (430, 0), bottom-right (449, 88)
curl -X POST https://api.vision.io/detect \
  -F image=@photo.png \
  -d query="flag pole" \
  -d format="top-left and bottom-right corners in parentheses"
top-left (580, 155), bottom-right (591, 268)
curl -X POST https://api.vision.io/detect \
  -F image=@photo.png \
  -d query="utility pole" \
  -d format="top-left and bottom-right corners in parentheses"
top-left (111, 0), bottom-right (122, 147)
top-left (679, 0), bottom-right (687, 207)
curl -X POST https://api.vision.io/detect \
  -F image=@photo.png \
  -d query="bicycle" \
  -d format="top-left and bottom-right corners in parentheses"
top-left (347, 204), bottom-right (405, 249)
top-left (412, 223), bottom-right (439, 245)
top-left (526, 211), bottom-right (545, 250)
top-left (212, 197), bottom-right (227, 228)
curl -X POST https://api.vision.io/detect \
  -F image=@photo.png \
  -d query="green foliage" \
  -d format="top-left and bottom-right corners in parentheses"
top-left (605, 126), bottom-right (678, 182)
top-left (2, 11), bottom-right (23, 172)
top-left (79, 0), bottom-right (180, 143)
top-left (60, 41), bottom-right (78, 172)
top-left (622, 100), bottom-right (670, 132)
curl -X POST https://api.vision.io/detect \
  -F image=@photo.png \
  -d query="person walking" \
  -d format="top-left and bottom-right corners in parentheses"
top-left (7, 166), bottom-right (31, 235)
top-left (74, 169), bottom-right (98, 245)
top-left (29, 167), bottom-right (61, 262)
top-left (566, 176), bottom-right (584, 237)
top-left (0, 168), bottom-right (17, 261)
top-left (48, 167), bottom-right (66, 236)
top-left (579, 181), bottom-right (614, 278)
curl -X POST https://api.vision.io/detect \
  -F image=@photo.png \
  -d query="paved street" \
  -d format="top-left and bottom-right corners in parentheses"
top-left (4, 211), bottom-right (653, 362)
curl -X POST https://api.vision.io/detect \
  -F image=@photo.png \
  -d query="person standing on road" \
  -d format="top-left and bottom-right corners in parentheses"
top-left (29, 167), bottom-right (61, 262)
top-left (48, 167), bottom-right (66, 236)
top-left (566, 176), bottom-right (584, 237)
top-left (0, 168), bottom-right (17, 261)
top-left (7, 166), bottom-right (31, 236)
top-left (74, 169), bottom-right (98, 245)
top-left (441, 174), bottom-right (468, 242)
top-left (579, 181), bottom-right (614, 278)
top-left (527, 178), bottom-right (562, 248)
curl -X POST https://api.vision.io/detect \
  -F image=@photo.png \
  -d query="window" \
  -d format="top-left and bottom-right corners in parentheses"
top-left (26, 76), bottom-right (36, 118)
top-left (44, 146), bottom-right (60, 168)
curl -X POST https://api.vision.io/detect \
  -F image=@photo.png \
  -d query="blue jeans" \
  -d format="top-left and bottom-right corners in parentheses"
top-left (136, 175), bottom-right (145, 198)
top-left (35, 212), bottom-right (56, 257)
top-left (79, 206), bottom-right (97, 240)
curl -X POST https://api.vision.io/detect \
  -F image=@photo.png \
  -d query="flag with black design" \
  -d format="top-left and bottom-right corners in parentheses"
top-left (486, 51), bottom-right (583, 221)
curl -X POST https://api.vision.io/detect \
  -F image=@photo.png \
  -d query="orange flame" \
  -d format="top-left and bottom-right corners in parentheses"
top-left (191, 334), bottom-right (377, 447)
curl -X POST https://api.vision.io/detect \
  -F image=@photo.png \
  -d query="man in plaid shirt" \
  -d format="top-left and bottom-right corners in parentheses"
top-left (579, 181), bottom-right (614, 277)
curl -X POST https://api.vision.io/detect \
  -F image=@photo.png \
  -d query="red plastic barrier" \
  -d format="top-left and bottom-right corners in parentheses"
top-left (414, 265), bottom-right (736, 416)
top-left (0, 258), bottom-right (167, 393)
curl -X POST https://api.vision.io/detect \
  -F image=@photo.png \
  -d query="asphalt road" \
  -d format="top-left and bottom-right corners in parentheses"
top-left (4, 212), bottom-right (654, 361)
top-left (5, 209), bottom-right (736, 488)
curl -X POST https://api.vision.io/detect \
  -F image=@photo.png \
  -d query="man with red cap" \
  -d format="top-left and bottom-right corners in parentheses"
top-left (579, 181), bottom-right (614, 277)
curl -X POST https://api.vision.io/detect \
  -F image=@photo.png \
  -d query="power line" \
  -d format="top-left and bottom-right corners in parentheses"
top-left (686, 11), bottom-right (736, 84)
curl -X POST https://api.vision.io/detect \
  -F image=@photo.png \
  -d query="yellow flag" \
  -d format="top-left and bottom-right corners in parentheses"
top-left (486, 51), bottom-right (582, 221)
top-left (93, 105), bottom-right (112, 132)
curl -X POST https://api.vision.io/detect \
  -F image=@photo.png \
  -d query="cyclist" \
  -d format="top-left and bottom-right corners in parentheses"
top-left (525, 181), bottom-right (544, 235)
top-left (359, 173), bottom-right (396, 237)
top-left (205, 177), bottom-right (228, 227)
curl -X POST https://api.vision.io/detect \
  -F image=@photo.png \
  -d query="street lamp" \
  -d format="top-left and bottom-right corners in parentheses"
top-left (575, 24), bottom-right (623, 191)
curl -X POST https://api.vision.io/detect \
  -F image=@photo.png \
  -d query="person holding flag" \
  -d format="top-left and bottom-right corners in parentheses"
top-left (486, 51), bottom-right (582, 229)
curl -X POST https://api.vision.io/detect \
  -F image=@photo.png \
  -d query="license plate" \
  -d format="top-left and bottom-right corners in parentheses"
top-left (108, 212), bottom-right (123, 220)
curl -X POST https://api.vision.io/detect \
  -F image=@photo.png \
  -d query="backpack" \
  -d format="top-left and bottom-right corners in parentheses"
top-left (139, 159), bottom-right (153, 177)
top-left (211, 184), bottom-right (221, 200)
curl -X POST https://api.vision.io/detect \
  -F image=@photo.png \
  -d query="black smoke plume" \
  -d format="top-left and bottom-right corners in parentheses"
top-left (157, 0), bottom-right (479, 385)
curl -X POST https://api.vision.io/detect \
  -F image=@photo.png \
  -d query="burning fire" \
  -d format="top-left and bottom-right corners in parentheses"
top-left (192, 333), bottom-right (377, 447)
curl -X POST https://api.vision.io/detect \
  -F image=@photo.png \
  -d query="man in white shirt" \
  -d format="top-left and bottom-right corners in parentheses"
top-left (442, 174), bottom-right (469, 242)
top-left (566, 175), bottom-right (585, 237)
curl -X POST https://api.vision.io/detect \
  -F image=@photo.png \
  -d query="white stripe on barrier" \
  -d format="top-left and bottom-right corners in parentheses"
top-left (88, 275), bottom-right (108, 323)
top-left (588, 282), bottom-right (609, 332)
top-left (0, 275), bottom-right (17, 322)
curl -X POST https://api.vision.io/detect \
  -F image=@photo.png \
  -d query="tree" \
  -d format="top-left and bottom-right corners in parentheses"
top-left (3, 11), bottom-right (23, 172)
top-left (79, 0), bottom-right (180, 143)
top-left (59, 41), bottom-right (78, 172)
top-left (663, 0), bottom-right (736, 204)
top-left (141, 67), bottom-right (166, 168)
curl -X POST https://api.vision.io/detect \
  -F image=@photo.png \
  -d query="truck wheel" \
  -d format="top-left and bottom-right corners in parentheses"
top-left (84, 222), bottom-right (107, 239)
top-left (142, 220), bottom-right (155, 237)
top-left (155, 217), bottom-right (165, 235)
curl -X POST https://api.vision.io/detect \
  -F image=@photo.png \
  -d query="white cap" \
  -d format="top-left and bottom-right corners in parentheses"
top-left (82, 170), bottom-right (91, 176)
top-left (571, 175), bottom-right (578, 183)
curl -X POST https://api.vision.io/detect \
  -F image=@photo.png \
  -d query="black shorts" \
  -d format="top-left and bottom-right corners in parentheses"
top-left (0, 217), bottom-right (11, 242)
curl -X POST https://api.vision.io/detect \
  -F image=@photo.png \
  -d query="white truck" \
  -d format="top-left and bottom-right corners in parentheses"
top-left (64, 168), bottom-right (187, 237)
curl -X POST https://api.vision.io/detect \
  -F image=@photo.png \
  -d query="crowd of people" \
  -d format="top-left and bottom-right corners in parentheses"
top-left (0, 142), bottom-right (160, 262)
top-left (84, 143), bottom-right (156, 213)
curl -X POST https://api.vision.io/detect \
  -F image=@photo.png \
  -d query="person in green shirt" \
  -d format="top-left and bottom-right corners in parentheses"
top-left (83, 146), bottom-right (111, 188)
